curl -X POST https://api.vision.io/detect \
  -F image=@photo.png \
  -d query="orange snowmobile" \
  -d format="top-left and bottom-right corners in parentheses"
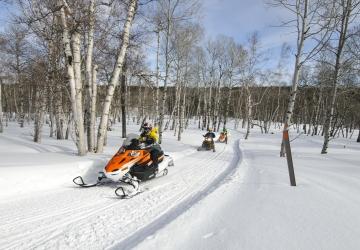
top-left (73, 134), bottom-right (174, 198)
top-left (217, 132), bottom-right (228, 144)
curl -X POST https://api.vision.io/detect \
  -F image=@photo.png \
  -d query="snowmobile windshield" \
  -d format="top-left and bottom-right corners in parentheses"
top-left (122, 134), bottom-right (139, 147)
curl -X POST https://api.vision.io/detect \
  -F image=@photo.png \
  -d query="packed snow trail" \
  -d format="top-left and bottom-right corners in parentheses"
top-left (109, 139), bottom-right (242, 250)
top-left (0, 124), bottom-right (242, 250)
top-left (134, 131), bottom-right (360, 250)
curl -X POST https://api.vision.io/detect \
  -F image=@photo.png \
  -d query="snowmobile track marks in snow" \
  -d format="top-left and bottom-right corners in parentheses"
top-left (109, 139), bottom-right (243, 250)
top-left (0, 132), bottom-right (243, 250)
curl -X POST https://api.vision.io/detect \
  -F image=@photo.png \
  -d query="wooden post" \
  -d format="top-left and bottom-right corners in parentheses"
top-left (283, 128), bottom-right (296, 186)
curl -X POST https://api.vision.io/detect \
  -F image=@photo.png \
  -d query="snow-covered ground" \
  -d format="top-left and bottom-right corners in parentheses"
top-left (0, 121), bottom-right (359, 250)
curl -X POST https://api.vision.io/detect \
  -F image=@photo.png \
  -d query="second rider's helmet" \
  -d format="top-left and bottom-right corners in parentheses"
top-left (142, 122), bottom-right (152, 133)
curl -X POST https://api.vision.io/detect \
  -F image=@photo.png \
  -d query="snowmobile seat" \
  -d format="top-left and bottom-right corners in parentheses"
top-left (131, 165), bottom-right (157, 181)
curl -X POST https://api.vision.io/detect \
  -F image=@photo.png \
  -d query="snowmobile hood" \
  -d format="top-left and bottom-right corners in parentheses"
top-left (104, 149), bottom-right (151, 173)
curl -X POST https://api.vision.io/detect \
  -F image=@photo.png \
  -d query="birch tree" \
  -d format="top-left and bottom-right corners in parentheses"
top-left (243, 33), bottom-right (262, 140)
top-left (222, 38), bottom-right (246, 130)
top-left (58, 0), bottom-right (86, 155)
top-left (321, 0), bottom-right (359, 153)
top-left (1, 25), bottom-right (28, 127)
top-left (85, 0), bottom-right (96, 152)
top-left (96, 0), bottom-right (138, 153)
top-left (171, 23), bottom-right (202, 140)
top-left (157, 0), bottom-right (200, 143)
top-left (271, 0), bottom-right (336, 156)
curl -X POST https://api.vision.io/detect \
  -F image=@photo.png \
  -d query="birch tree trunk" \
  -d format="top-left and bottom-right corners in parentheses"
top-left (213, 79), bottom-right (222, 131)
top-left (121, 65), bottom-right (127, 138)
top-left (96, 0), bottom-right (138, 153)
top-left (178, 83), bottom-right (186, 141)
top-left (159, 9), bottom-right (171, 144)
top-left (202, 86), bottom-right (207, 130)
top-left (73, 32), bottom-right (86, 155)
top-left (55, 85), bottom-right (64, 139)
top-left (312, 83), bottom-right (323, 136)
top-left (49, 97), bottom-right (54, 137)
top-left (280, 0), bottom-right (308, 157)
top-left (155, 29), bottom-right (160, 126)
top-left (245, 88), bottom-right (252, 140)
top-left (223, 83), bottom-right (232, 130)
top-left (90, 65), bottom-right (98, 148)
top-left (85, 0), bottom-right (96, 152)
top-left (34, 86), bottom-right (46, 143)
top-left (207, 83), bottom-right (213, 130)
top-left (321, 0), bottom-right (353, 154)
top-left (59, 2), bottom-right (86, 156)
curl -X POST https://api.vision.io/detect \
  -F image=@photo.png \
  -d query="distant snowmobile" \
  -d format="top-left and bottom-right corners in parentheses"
top-left (73, 134), bottom-right (174, 199)
top-left (217, 132), bottom-right (228, 144)
top-left (197, 131), bottom-right (216, 152)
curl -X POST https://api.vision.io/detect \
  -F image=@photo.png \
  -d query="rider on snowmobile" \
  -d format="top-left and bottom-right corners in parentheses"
top-left (219, 127), bottom-right (228, 143)
top-left (139, 123), bottom-right (163, 171)
top-left (204, 128), bottom-right (216, 139)
top-left (222, 128), bottom-right (228, 136)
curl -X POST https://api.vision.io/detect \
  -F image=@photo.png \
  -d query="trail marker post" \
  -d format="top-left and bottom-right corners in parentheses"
top-left (283, 128), bottom-right (297, 186)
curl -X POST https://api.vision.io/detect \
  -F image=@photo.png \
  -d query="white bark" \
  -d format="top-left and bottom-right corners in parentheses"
top-left (177, 81), bottom-right (186, 141)
top-left (59, 1), bottom-right (86, 155)
top-left (223, 85), bottom-right (232, 129)
top-left (159, 9), bottom-right (171, 144)
top-left (34, 87), bottom-right (46, 143)
top-left (244, 87), bottom-right (252, 140)
top-left (90, 65), bottom-right (98, 150)
top-left (85, 0), bottom-right (96, 152)
top-left (96, 0), bottom-right (138, 153)
top-left (322, 0), bottom-right (354, 154)
top-left (280, 0), bottom-right (308, 157)
top-left (73, 32), bottom-right (86, 155)
top-left (155, 30), bottom-right (160, 126)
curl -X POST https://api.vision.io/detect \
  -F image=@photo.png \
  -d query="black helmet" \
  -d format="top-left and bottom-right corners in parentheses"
top-left (142, 122), bottom-right (152, 132)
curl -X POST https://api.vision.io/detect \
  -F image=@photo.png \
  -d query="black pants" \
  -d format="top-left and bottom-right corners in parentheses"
top-left (149, 146), bottom-right (163, 166)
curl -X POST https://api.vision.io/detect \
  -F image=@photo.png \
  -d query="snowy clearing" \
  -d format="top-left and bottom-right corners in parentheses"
top-left (0, 122), bottom-right (359, 250)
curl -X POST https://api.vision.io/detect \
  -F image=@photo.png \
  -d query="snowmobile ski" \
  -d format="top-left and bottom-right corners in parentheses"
top-left (114, 177), bottom-right (141, 199)
top-left (73, 172), bottom-right (106, 187)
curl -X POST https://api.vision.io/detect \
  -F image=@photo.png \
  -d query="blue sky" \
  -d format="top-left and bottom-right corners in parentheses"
top-left (0, 2), bottom-right (16, 32)
top-left (202, 0), bottom-right (296, 68)
top-left (0, 0), bottom-right (296, 76)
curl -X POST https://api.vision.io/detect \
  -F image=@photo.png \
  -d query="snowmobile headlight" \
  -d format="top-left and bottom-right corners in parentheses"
top-left (98, 172), bottom-right (106, 178)
top-left (129, 151), bottom-right (140, 157)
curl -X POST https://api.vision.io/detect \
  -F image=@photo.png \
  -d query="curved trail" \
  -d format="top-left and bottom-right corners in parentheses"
top-left (0, 131), bottom-right (242, 250)
top-left (110, 139), bottom-right (242, 250)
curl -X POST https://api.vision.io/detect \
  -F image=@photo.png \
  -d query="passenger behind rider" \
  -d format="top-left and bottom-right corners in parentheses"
top-left (139, 123), bottom-right (163, 171)
top-left (220, 128), bottom-right (228, 144)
